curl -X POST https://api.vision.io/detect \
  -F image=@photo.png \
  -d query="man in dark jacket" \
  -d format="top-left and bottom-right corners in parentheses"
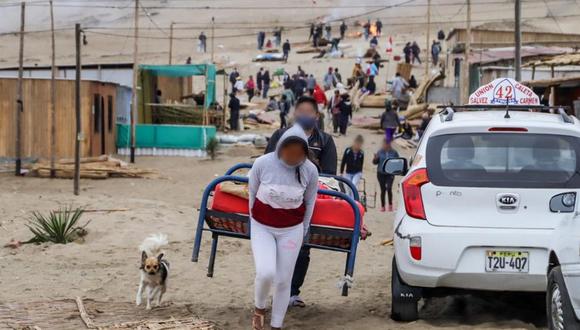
top-left (229, 68), bottom-right (239, 92)
top-left (340, 135), bottom-right (365, 188)
top-left (262, 70), bottom-right (271, 98)
top-left (256, 68), bottom-right (264, 95)
top-left (282, 39), bottom-right (291, 63)
top-left (265, 96), bottom-right (337, 307)
top-left (339, 21), bottom-right (347, 39)
top-left (228, 93), bottom-right (240, 131)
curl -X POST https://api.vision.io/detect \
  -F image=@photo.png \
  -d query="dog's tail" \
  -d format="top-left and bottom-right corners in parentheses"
top-left (139, 233), bottom-right (168, 256)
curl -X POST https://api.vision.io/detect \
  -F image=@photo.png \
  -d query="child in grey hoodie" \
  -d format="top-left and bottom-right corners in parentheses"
top-left (249, 125), bottom-right (319, 330)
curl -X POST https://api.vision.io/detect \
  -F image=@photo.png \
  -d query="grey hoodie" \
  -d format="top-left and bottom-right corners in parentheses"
top-left (249, 125), bottom-right (319, 231)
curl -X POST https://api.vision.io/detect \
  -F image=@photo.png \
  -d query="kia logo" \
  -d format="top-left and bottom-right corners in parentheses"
top-left (499, 195), bottom-right (517, 205)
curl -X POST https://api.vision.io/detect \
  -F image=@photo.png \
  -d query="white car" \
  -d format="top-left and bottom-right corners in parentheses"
top-left (384, 107), bottom-right (580, 323)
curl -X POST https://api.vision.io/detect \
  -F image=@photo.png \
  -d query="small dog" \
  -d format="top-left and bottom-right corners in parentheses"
top-left (136, 233), bottom-right (170, 309)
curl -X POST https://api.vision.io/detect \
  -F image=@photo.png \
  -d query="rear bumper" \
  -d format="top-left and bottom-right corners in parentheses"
top-left (562, 263), bottom-right (580, 320)
top-left (394, 217), bottom-right (553, 292)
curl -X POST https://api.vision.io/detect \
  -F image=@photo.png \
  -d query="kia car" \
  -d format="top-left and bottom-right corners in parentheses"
top-left (384, 107), bottom-right (580, 322)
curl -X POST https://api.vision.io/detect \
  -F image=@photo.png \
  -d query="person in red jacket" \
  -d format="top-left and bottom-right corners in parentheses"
top-left (312, 84), bottom-right (327, 132)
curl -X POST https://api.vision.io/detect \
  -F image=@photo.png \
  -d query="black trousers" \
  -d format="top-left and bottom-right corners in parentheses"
top-left (377, 173), bottom-right (394, 207)
top-left (230, 110), bottom-right (239, 130)
top-left (339, 114), bottom-right (349, 135)
top-left (280, 113), bottom-right (287, 128)
top-left (291, 246), bottom-right (310, 296)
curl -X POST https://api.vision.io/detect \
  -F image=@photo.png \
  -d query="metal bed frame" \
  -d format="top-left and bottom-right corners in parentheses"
top-left (191, 163), bottom-right (362, 296)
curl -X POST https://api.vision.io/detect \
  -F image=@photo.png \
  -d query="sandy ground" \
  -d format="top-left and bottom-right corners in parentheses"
top-left (0, 112), bottom-right (546, 329)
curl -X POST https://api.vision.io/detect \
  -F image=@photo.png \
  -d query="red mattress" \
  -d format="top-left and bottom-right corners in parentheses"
top-left (211, 184), bottom-right (365, 230)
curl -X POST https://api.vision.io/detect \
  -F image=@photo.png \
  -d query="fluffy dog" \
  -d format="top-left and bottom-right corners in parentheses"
top-left (136, 233), bottom-right (170, 309)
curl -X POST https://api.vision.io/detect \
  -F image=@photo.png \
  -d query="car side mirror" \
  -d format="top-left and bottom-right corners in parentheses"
top-left (382, 157), bottom-right (408, 176)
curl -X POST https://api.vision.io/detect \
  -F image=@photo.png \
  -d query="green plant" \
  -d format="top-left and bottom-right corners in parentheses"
top-left (26, 206), bottom-right (89, 244)
top-left (206, 137), bottom-right (219, 160)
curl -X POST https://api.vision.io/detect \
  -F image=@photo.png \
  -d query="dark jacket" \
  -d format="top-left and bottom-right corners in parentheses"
top-left (228, 96), bottom-right (240, 113)
top-left (339, 100), bottom-right (352, 119)
top-left (283, 42), bottom-right (291, 53)
top-left (265, 126), bottom-right (337, 175)
top-left (340, 147), bottom-right (364, 174)
top-left (380, 110), bottom-right (399, 129)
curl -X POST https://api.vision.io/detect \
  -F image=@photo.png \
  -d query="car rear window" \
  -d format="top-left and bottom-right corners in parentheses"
top-left (426, 133), bottom-right (580, 188)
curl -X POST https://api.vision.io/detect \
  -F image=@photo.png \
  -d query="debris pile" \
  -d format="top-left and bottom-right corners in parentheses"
top-left (26, 155), bottom-right (159, 179)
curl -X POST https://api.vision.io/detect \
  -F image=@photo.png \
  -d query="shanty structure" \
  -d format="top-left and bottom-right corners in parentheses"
top-left (446, 28), bottom-right (580, 50)
top-left (0, 78), bottom-right (118, 159)
top-left (522, 53), bottom-right (580, 113)
top-left (138, 64), bottom-right (217, 124)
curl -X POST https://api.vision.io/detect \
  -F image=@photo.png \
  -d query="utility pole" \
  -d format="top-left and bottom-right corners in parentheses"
top-left (168, 22), bottom-right (174, 64)
top-left (211, 16), bottom-right (215, 63)
top-left (461, 0), bottom-right (472, 103)
top-left (425, 0), bottom-right (431, 78)
top-left (49, 0), bottom-right (57, 178)
top-left (74, 23), bottom-right (81, 196)
top-left (514, 0), bottom-right (522, 81)
top-left (15, 2), bottom-right (25, 177)
top-left (130, 0), bottom-right (139, 163)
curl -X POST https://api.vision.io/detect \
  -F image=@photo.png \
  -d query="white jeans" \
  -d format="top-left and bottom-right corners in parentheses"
top-left (251, 219), bottom-right (303, 328)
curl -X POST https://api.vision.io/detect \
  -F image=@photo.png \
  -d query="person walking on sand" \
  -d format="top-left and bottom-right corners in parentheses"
top-left (403, 42), bottom-right (412, 64)
top-left (249, 124), bottom-right (319, 330)
top-left (256, 68), bottom-right (264, 96)
top-left (375, 19), bottom-right (383, 36)
top-left (340, 135), bottom-right (365, 188)
top-left (431, 40), bottom-right (441, 66)
top-left (265, 96), bottom-right (337, 308)
top-left (380, 100), bottom-right (400, 143)
top-left (279, 94), bottom-right (290, 129)
top-left (228, 92), bottom-right (240, 131)
top-left (262, 69), bottom-right (271, 98)
top-left (198, 32), bottom-right (207, 53)
top-left (373, 139), bottom-right (399, 212)
top-left (340, 20), bottom-right (347, 39)
top-left (282, 39), bottom-right (291, 63)
top-left (246, 76), bottom-right (256, 102)
top-left (338, 94), bottom-right (352, 136)
top-left (328, 89), bottom-right (341, 133)
top-left (411, 41), bottom-right (421, 64)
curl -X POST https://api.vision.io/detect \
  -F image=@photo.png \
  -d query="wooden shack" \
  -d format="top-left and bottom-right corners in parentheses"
top-left (447, 28), bottom-right (580, 50)
top-left (0, 78), bottom-right (118, 159)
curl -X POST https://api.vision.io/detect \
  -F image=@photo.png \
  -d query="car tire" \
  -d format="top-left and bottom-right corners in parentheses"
top-left (547, 266), bottom-right (580, 330)
top-left (391, 257), bottom-right (420, 322)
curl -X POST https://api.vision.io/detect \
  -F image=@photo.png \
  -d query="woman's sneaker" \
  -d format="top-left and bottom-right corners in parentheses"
top-left (380, 207), bottom-right (386, 212)
top-left (388, 205), bottom-right (394, 212)
top-left (289, 295), bottom-right (306, 308)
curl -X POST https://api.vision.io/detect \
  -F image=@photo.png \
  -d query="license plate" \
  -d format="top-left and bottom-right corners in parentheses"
top-left (485, 250), bottom-right (529, 273)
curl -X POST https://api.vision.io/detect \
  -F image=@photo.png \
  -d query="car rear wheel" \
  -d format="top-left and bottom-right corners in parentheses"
top-left (547, 266), bottom-right (580, 330)
top-left (391, 257), bottom-right (420, 322)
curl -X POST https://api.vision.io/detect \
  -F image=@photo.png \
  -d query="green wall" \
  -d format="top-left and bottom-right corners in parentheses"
top-left (117, 124), bottom-right (216, 150)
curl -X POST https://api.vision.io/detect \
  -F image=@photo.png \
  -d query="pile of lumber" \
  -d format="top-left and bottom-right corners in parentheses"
top-left (26, 155), bottom-right (159, 179)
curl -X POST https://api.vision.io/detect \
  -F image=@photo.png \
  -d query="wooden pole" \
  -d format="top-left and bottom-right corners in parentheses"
top-left (514, 0), bottom-right (522, 81)
top-left (222, 73), bottom-right (227, 132)
top-left (211, 16), bottom-right (215, 63)
top-left (49, 0), bottom-right (57, 178)
top-left (15, 2), bottom-right (25, 176)
top-left (130, 0), bottom-right (139, 163)
top-left (461, 0), bottom-right (471, 103)
top-left (168, 22), bottom-right (174, 65)
top-left (74, 23), bottom-right (81, 196)
top-left (425, 0), bottom-right (431, 78)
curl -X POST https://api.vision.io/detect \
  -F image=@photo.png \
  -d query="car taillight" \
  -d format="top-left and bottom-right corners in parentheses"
top-left (402, 168), bottom-right (429, 220)
top-left (409, 236), bottom-right (422, 260)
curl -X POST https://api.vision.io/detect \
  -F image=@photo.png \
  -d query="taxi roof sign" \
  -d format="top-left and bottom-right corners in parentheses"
top-left (468, 78), bottom-right (540, 106)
